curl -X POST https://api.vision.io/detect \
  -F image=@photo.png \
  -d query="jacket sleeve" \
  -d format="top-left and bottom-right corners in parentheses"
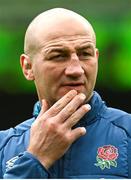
top-left (0, 149), bottom-right (4, 178)
top-left (3, 151), bottom-right (50, 179)
top-left (128, 138), bottom-right (131, 178)
top-left (112, 114), bottom-right (131, 178)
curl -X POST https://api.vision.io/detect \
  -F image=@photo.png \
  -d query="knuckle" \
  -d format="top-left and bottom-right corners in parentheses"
top-left (68, 107), bottom-right (74, 114)
top-left (47, 119), bottom-right (58, 131)
top-left (56, 126), bottom-right (63, 136)
top-left (57, 128), bottom-right (70, 144)
top-left (54, 102), bottom-right (62, 111)
top-left (63, 134), bottom-right (70, 144)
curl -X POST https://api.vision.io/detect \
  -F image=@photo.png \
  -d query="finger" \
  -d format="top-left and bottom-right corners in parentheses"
top-left (65, 104), bottom-right (91, 128)
top-left (46, 90), bottom-right (77, 117)
top-left (56, 93), bottom-right (86, 122)
top-left (70, 127), bottom-right (86, 143)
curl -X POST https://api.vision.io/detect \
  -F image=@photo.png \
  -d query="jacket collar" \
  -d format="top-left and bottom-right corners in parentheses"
top-left (78, 91), bottom-right (106, 126)
top-left (33, 91), bottom-right (106, 126)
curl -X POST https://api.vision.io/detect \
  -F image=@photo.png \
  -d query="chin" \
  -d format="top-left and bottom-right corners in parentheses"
top-left (58, 88), bottom-right (86, 99)
top-left (62, 86), bottom-right (85, 94)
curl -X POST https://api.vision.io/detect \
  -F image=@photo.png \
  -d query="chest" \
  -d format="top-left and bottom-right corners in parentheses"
top-left (50, 121), bottom-right (129, 178)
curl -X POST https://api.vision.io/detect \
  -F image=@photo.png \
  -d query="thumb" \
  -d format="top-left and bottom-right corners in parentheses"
top-left (38, 99), bottom-right (49, 117)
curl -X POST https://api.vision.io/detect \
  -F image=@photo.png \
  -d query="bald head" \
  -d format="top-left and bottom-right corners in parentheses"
top-left (24, 8), bottom-right (96, 57)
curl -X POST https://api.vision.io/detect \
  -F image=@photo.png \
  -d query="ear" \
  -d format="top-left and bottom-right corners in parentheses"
top-left (95, 48), bottom-right (99, 59)
top-left (20, 54), bottom-right (35, 80)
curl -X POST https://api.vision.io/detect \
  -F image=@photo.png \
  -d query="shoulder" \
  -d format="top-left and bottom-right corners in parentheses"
top-left (0, 118), bottom-right (34, 150)
top-left (103, 106), bottom-right (131, 118)
top-left (103, 106), bottom-right (131, 137)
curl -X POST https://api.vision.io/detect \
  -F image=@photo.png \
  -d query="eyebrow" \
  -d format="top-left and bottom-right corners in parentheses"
top-left (42, 41), bottom-right (95, 54)
top-left (43, 46), bottom-right (69, 54)
top-left (76, 42), bottom-right (95, 50)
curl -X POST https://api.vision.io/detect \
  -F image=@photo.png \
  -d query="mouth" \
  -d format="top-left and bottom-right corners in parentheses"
top-left (63, 84), bottom-right (84, 87)
top-left (63, 81), bottom-right (84, 86)
top-left (61, 82), bottom-right (85, 91)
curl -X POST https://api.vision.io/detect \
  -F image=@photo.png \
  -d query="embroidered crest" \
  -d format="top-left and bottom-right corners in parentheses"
top-left (94, 145), bottom-right (118, 170)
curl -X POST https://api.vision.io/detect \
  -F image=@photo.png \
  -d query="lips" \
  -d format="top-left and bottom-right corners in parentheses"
top-left (62, 82), bottom-right (85, 90)
top-left (62, 82), bottom-right (85, 87)
top-left (60, 82), bottom-right (85, 94)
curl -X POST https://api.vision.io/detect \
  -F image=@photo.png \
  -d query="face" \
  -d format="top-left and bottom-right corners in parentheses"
top-left (22, 16), bottom-right (99, 106)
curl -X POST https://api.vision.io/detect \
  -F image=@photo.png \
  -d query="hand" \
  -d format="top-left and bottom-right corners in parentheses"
top-left (27, 90), bottom-right (91, 169)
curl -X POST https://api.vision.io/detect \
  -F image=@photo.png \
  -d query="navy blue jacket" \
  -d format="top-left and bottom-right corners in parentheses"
top-left (1, 91), bottom-right (131, 178)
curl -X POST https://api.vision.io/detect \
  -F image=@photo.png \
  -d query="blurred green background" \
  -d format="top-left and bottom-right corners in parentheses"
top-left (0, 0), bottom-right (131, 129)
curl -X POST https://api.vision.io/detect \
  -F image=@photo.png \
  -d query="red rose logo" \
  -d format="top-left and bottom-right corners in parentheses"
top-left (98, 145), bottom-right (118, 161)
top-left (95, 145), bottom-right (118, 170)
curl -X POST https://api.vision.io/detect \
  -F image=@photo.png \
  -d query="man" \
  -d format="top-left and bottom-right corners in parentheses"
top-left (1, 8), bottom-right (131, 178)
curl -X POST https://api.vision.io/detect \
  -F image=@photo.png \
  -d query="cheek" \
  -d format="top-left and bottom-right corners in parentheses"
top-left (84, 60), bottom-right (98, 77)
top-left (39, 65), bottom-right (63, 87)
top-left (90, 59), bottom-right (98, 69)
top-left (32, 62), bottom-right (47, 88)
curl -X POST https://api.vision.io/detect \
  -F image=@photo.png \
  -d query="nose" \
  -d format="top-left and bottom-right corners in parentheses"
top-left (65, 53), bottom-right (84, 77)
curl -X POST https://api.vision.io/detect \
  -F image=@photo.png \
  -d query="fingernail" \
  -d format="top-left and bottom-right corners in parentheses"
top-left (79, 93), bottom-right (86, 100)
top-left (85, 104), bottom-right (91, 110)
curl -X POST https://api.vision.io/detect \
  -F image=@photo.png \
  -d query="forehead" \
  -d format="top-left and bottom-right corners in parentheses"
top-left (36, 15), bottom-right (95, 48)
top-left (40, 35), bottom-right (95, 53)
top-left (25, 9), bottom-right (97, 56)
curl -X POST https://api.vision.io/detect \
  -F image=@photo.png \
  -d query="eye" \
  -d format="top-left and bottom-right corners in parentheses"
top-left (78, 51), bottom-right (92, 59)
top-left (51, 54), bottom-right (62, 59)
top-left (82, 51), bottom-right (91, 56)
top-left (47, 52), bottom-right (69, 61)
